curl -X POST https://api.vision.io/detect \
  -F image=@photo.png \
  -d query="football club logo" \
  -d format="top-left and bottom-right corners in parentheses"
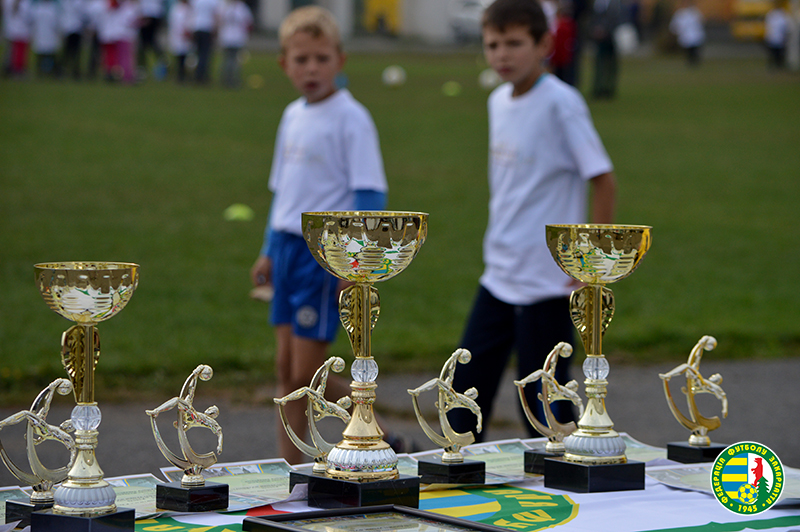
top-left (711, 441), bottom-right (784, 514)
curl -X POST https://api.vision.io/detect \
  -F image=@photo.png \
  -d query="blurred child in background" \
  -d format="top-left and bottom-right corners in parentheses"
top-left (2, 0), bottom-right (31, 78)
top-left (670, 0), bottom-right (704, 66)
top-left (764, 0), bottom-right (790, 69)
top-left (30, 0), bottom-right (61, 78)
top-left (61, 0), bottom-right (85, 79)
top-left (216, 0), bottom-right (252, 88)
top-left (550, 0), bottom-right (577, 85)
top-left (137, 0), bottom-right (166, 79)
top-left (168, 0), bottom-right (192, 82)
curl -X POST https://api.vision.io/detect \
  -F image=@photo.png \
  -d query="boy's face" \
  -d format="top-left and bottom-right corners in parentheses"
top-left (482, 24), bottom-right (552, 97)
top-left (280, 31), bottom-right (345, 104)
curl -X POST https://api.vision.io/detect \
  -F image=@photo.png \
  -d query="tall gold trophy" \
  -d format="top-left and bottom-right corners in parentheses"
top-left (33, 262), bottom-right (137, 530)
top-left (295, 211), bottom-right (426, 508)
top-left (659, 335), bottom-right (728, 463)
top-left (543, 225), bottom-right (650, 493)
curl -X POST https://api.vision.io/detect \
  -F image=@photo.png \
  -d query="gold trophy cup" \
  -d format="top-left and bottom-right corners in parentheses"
top-left (515, 342), bottom-right (584, 474)
top-left (543, 225), bottom-right (651, 492)
top-left (147, 364), bottom-right (228, 512)
top-left (296, 211), bottom-right (426, 507)
top-left (33, 261), bottom-right (137, 529)
top-left (659, 335), bottom-right (728, 463)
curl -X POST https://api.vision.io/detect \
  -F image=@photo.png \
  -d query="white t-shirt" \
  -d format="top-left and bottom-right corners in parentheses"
top-left (670, 7), bottom-right (704, 48)
top-left (480, 75), bottom-right (613, 305)
top-left (765, 8), bottom-right (790, 47)
top-left (268, 89), bottom-right (388, 236)
top-left (3, 0), bottom-right (31, 40)
top-left (191, 0), bottom-right (218, 31)
top-left (61, 0), bottom-right (85, 34)
top-left (216, 0), bottom-right (252, 48)
top-left (139, 0), bottom-right (163, 18)
top-left (30, 1), bottom-right (61, 53)
top-left (168, 2), bottom-right (192, 54)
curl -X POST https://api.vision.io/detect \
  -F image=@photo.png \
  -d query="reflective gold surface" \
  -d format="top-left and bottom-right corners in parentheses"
top-left (659, 336), bottom-right (728, 446)
top-left (147, 365), bottom-right (223, 487)
top-left (408, 349), bottom-right (482, 463)
top-left (299, 211), bottom-right (427, 481)
top-left (34, 261), bottom-right (139, 516)
top-left (515, 343), bottom-right (584, 454)
top-left (545, 225), bottom-right (651, 465)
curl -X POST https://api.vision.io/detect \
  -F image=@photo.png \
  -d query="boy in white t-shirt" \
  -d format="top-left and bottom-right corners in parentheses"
top-left (669, 0), bottom-right (705, 66)
top-left (167, 0), bottom-right (191, 82)
top-left (30, 0), bottom-right (62, 77)
top-left (448, 0), bottom-right (617, 439)
top-left (250, 6), bottom-right (388, 464)
top-left (216, 0), bottom-right (252, 88)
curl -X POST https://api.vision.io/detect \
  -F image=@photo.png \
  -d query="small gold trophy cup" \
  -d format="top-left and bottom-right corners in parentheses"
top-left (515, 342), bottom-right (584, 475)
top-left (0, 379), bottom-right (76, 528)
top-left (33, 261), bottom-right (137, 530)
top-left (147, 364), bottom-right (228, 512)
top-left (408, 348), bottom-right (485, 485)
top-left (543, 225), bottom-right (650, 492)
top-left (274, 357), bottom-right (352, 490)
top-left (659, 335), bottom-right (728, 463)
top-left (297, 211), bottom-right (426, 508)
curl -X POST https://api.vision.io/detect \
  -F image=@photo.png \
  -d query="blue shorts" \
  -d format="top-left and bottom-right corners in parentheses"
top-left (269, 232), bottom-right (340, 343)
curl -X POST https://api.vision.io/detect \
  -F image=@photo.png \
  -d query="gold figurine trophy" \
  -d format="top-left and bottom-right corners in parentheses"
top-left (408, 348), bottom-right (485, 485)
top-left (515, 342), bottom-right (584, 475)
top-left (659, 335), bottom-right (728, 463)
top-left (274, 356), bottom-right (352, 491)
top-left (293, 211), bottom-right (427, 508)
top-left (542, 225), bottom-right (651, 493)
top-left (1, 379), bottom-right (76, 528)
top-left (33, 262), bottom-right (138, 530)
top-left (147, 364), bottom-right (228, 512)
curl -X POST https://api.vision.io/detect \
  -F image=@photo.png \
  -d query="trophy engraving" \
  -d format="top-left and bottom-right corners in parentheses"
top-left (147, 364), bottom-right (228, 512)
top-left (274, 357), bottom-right (352, 475)
top-left (543, 225), bottom-right (650, 492)
top-left (1, 379), bottom-right (76, 526)
top-left (659, 336), bottom-right (728, 462)
top-left (297, 211), bottom-right (426, 508)
top-left (408, 349), bottom-right (485, 485)
top-left (34, 261), bottom-right (138, 522)
top-left (515, 342), bottom-right (584, 454)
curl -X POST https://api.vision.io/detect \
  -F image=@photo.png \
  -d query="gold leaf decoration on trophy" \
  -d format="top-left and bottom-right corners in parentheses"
top-left (569, 285), bottom-right (614, 355)
top-left (60, 325), bottom-right (100, 403)
top-left (339, 284), bottom-right (380, 354)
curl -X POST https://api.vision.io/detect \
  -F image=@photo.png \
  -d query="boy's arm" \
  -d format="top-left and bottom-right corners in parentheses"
top-left (589, 171), bottom-right (616, 224)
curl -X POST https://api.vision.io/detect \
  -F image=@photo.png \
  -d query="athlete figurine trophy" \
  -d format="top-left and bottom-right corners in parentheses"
top-left (295, 211), bottom-right (427, 508)
top-left (274, 356), bottom-right (352, 490)
top-left (543, 225), bottom-right (651, 493)
top-left (147, 364), bottom-right (228, 512)
top-left (33, 261), bottom-right (138, 530)
top-left (515, 342), bottom-right (584, 475)
top-left (1, 379), bottom-right (76, 528)
top-left (659, 335), bottom-right (728, 463)
top-left (408, 348), bottom-right (485, 485)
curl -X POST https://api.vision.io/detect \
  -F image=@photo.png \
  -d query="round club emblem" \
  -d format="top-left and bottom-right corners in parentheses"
top-left (711, 441), bottom-right (784, 514)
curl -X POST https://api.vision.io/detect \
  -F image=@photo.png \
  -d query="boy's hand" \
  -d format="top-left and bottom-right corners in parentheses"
top-left (250, 255), bottom-right (272, 287)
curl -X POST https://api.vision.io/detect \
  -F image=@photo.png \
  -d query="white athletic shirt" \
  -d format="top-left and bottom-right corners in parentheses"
top-left (216, 0), bottom-right (252, 48)
top-left (480, 75), bottom-right (613, 305)
top-left (268, 89), bottom-right (388, 236)
top-left (3, 0), bottom-right (31, 40)
top-left (30, 1), bottom-right (61, 53)
top-left (167, 2), bottom-right (191, 54)
top-left (191, 0), bottom-right (218, 31)
top-left (670, 7), bottom-right (704, 48)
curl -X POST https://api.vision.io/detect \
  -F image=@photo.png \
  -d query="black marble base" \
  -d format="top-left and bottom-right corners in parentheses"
top-left (417, 457), bottom-right (485, 485)
top-left (524, 449), bottom-right (561, 475)
top-left (667, 441), bottom-right (726, 463)
top-left (289, 470), bottom-right (326, 492)
top-left (30, 507), bottom-right (134, 532)
top-left (156, 480), bottom-right (229, 512)
top-left (544, 457), bottom-right (645, 493)
top-left (5, 498), bottom-right (51, 529)
top-left (307, 474), bottom-right (420, 509)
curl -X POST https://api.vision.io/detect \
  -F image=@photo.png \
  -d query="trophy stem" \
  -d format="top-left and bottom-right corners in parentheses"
top-left (54, 422), bottom-right (116, 515)
top-left (356, 283), bottom-right (371, 359)
top-left (590, 286), bottom-right (603, 356)
top-left (81, 325), bottom-right (95, 404)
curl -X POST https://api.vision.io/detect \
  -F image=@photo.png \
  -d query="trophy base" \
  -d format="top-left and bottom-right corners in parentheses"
top-left (5, 498), bottom-right (52, 529)
top-left (667, 441), bottom-right (727, 463)
top-left (156, 480), bottom-right (229, 512)
top-left (307, 474), bottom-right (420, 509)
top-left (289, 470), bottom-right (327, 492)
top-left (524, 448), bottom-right (561, 475)
top-left (417, 457), bottom-right (485, 485)
top-left (30, 507), bottom-right (134, 532)
top-left (544, 457), bottom-right (645, 493)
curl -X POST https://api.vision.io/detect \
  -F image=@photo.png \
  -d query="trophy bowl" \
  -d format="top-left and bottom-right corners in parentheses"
top-left (545, 225), bottom-right (651, 285)
top-left (302, 211), bottom-right (427, 283)
top-left (34, 262), bottom-right (139, 324)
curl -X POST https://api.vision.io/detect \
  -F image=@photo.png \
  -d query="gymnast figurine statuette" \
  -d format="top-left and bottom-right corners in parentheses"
top-left (515, 342), bottom-right (584, 474)
top-left (147, 364), bottom-right (228, 512)
top-left (659, 335), bottom-right (729, 463)
top-left (408, 348), bottom-right (485, 485)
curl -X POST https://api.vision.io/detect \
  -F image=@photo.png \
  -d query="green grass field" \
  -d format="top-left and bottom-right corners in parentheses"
top-left (1, 50), bottom-right (799, 403)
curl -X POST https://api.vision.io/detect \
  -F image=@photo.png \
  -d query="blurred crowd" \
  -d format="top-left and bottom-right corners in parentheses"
top-left (1, 0), bottom-right (253, 86)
